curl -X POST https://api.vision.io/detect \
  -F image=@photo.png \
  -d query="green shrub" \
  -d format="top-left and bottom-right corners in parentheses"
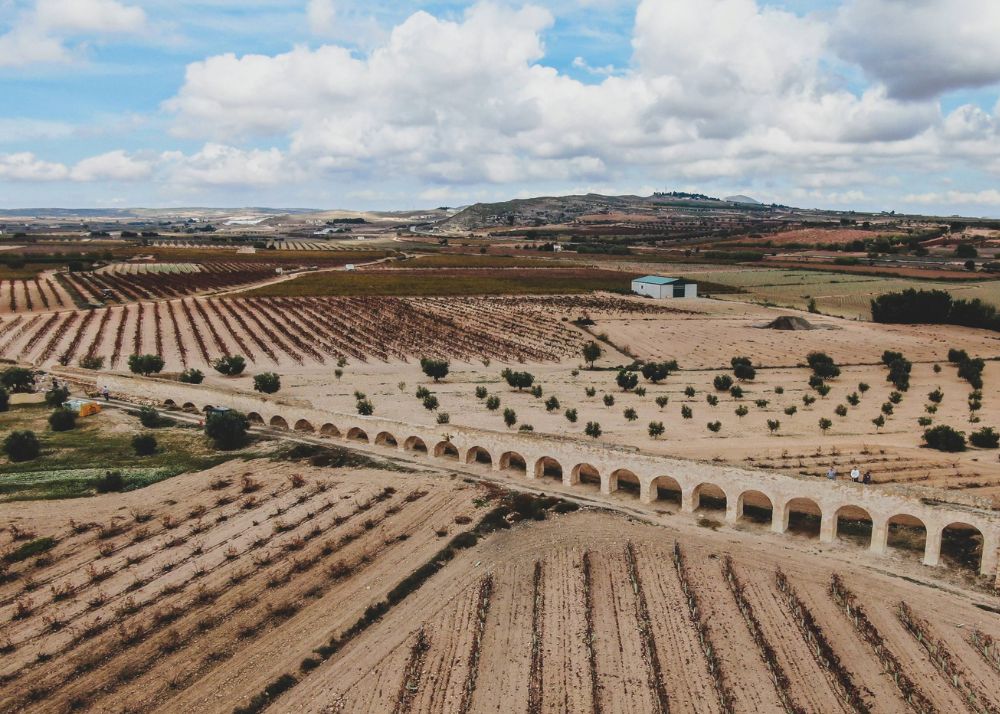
top-left (48, 407), bottom-right (77, 432)
top-left (4, 430), bottom-right (39, 462)
top-left (138, 406), bottom-right (162, 428)
top-left (253, 372), bottom-right (281, 394)
top-left (807, 352), bottom-right (840, 379)
top-left (132, 434), bottom-right (157, 456)
top-left (356, 399), bottom-right (374, 416)
top-left (970, 427), bottom-right (999, 449)
top-left (564, 408), bottom-right (578, 423)
top-left (475, 386), bottom-right (488, 399)
top-left (212, 354), bottom-right (246, 376)
top-left (1, 367), bottom-right (35, 393)
top-left (436, 412), bottom-right (450, 424)
top-left (584, 421), bottom-right (602, 438)
top-left (419, 357), bottom-right (450, 382)
top-left (78, 355), bottom-right (105, 370)
top-left (713, 374), bottom-right (733, 391)
top-left (923, 425), bottom-right (966, 452)
top-left (616, 370), bottom-right (638, 391)
top-left (205, 410), bottom-right (250, 450)
top-left (648, 421), bottom-right (665, 438)
top-left (957, 357), bottom-right (985, 389)
top-left (95, 470), bottom-right (125, 493)
top-left (179, 368), bottom-right (204, 384)
top-left (128, 354), bottom-right (165, 376)
top-left (44, 386), bottom-right (69, 407)
top-left (501, 369), bottom-right (535, 391)
top-left (948, 348), bottom-right (969, 363)
top-left (707, 421), bottom-right (722, 432)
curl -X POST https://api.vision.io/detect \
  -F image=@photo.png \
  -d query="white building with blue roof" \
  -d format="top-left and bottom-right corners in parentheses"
top-left (631, 275), bottom-right (698, 299)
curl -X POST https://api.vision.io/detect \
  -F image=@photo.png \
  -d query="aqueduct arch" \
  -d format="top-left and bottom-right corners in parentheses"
top-left (375, 431), bottom-right (398, 448)
top-left (881, 513), bottom-right (927, 559)
top-left (691, 483), bottom-right (727, 515)
top-left (404, 436), bottom-right (428, 453)
top-left (735, 490), bottom-right (774, 525)
top-left (648, 475), bottom-right (682, 506)
top-left (466, 446), bottom-right (493, 466)
top-left (434, 441), bottom-right (459, 460)
top-left (834, 505), bottom-right (874, 548)
top-left (346, 427), bottom-right (369, 443)
top-left (294, 419), bottom-right (315, 433)
top-left (534, 457), bottom-right (563, 482)
top-left (937, 521), bottom-right (986, 573)
top-left (320, 423), bottom-right (341, 438)
top-left (498, 451), bottom-right (526, 474)
top-left (270, 416), bottom-right (289, 430)
top-left (779, 497), bottom-right (823, 538)
top-left (608, 469), bottom-right (640, 497)
top-left (570, 463), bottom-right (600, 489)
top-left (247, 412), bottom-right (264, 425)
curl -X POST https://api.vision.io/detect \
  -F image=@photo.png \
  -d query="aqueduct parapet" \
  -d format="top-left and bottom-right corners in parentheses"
top-left (77, 372), bottom-right (1000, 579)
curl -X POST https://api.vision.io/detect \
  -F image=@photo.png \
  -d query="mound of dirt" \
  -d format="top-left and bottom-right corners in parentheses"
top-left (761, 315), bottom-right (817, 330)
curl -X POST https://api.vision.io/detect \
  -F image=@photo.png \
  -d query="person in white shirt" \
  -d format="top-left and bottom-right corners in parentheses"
top-left (850, 466), bottom-right (861, 483)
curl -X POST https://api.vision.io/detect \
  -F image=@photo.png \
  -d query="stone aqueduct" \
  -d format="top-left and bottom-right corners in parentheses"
top-left (81, 372), bottom-right (1000, 580)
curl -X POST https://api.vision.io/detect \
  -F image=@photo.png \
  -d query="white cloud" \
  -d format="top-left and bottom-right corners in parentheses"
top-left (161, 144), bottom-right (297, 186)
top-left (161, 0), bottom-right (990, 197)
top-left (0, 152), bottom-right (69, 181)
top-left (6, 0), bottom-right (1000, 208)
top-left (34, 0), bottom-right (145, 34)
top-left (70, 150), bottom-right (152, 181)
top-left (0, 0), bottom-right (146, 67)
top-left (833, 0), bottom-right (1000, 100)
top-left (903, 190), bottom-right (1000, 206)
top-left (307, 0), bottom-right (337, 36)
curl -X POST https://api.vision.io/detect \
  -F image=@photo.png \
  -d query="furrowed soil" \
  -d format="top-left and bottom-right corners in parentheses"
top-left (3, 460), bottom-right (999, 713)
top-left (278, 510), bottom-right (1000, 714)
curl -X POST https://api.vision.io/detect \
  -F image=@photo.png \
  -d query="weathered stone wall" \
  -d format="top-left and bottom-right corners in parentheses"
top-left (63, 369), bottom-right (1000, 579)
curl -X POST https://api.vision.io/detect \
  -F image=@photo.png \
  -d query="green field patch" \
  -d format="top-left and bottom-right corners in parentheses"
top-left (243, 268), bottom-right (632, 297)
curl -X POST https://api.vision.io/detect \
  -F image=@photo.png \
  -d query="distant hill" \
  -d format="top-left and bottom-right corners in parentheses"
top-left (436, 192), bottom-right (762, 231)
top-left (725, 195), bottom-right (761, 205)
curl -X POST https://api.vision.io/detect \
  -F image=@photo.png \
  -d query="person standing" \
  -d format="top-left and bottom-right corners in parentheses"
top-left (827, 465), bottom-right (837, 481)
top-left (102, 386), bottom-right (110, 401)
top-left (850, 465), bottom-right (860, 483)
top-left (863, 470), bottom-right (872, 485)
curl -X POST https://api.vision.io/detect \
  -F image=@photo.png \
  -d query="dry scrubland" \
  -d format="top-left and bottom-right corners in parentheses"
top-left (5, 474), bottom-right (998, 714)
top-left (673, 265), bottom-right (1000, 319)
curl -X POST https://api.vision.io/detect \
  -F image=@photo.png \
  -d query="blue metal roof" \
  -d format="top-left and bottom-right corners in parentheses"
top-left (633, 275), bottom-right (678, 285)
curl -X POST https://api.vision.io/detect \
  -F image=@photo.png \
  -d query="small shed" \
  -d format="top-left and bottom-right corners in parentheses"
top-left (631, 275), bottom-right (697, 299)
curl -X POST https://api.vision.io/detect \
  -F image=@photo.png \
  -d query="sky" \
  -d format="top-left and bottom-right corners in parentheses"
top-left (1, 0), bottom-right (1000, 215)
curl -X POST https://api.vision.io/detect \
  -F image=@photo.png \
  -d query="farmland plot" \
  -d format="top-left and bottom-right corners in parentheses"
top-left (278, 511), bottom-right (1000, 714)
top-left (0, 295), bottom-right (675, 369)
top-left (0, 276), bottom-right (72, 315)
top-left (0, 460), bottom-right (481, 714)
